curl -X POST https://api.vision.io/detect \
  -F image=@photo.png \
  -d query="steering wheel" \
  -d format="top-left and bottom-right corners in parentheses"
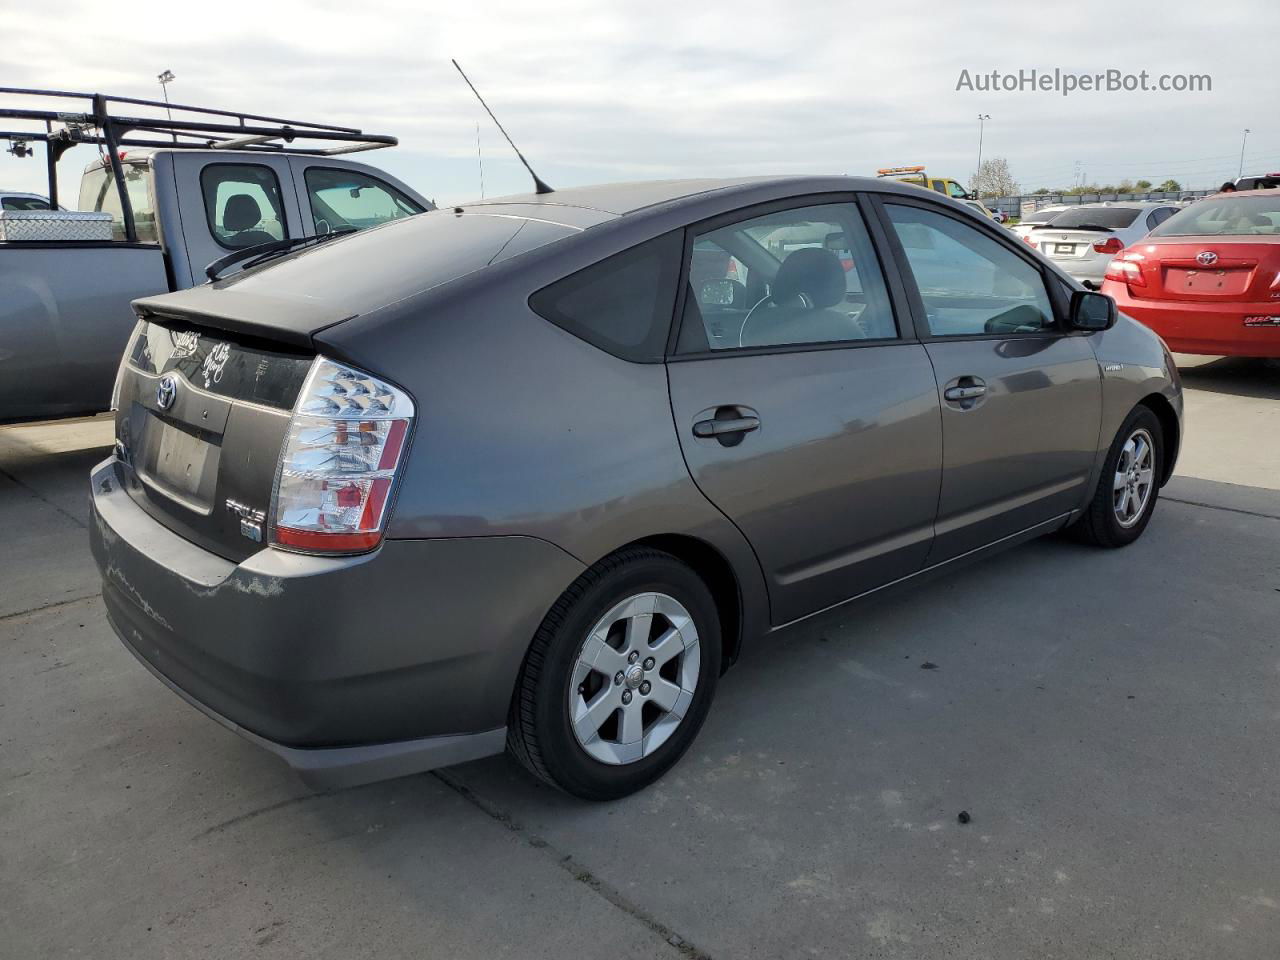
top-left (737, 295), bottom-right (774, 347)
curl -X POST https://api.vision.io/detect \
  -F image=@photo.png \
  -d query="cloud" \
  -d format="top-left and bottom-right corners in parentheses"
top-left (2, 0), bottom-right (1275, 204)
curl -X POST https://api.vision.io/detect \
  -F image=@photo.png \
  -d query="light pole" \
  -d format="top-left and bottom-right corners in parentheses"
top-left (1239, 128), bottom-right (1250, 178)
top-left (157, 70), bottom-right (176, 143)
top-left (157, 70), bottom-right (175, 117)
top-left (975, 114), bottom-right (991, 196)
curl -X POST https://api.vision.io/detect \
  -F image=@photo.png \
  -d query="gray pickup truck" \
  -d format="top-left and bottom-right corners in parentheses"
top-left (0, 88), bottom-right (433, 422)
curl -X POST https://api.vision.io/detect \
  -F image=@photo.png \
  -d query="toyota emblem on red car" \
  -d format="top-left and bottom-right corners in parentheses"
top-left (1196, 251), bottom-right (1219, 266)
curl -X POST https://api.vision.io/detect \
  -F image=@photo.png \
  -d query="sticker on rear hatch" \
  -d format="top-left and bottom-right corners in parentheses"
top-left (1243, 316), bottom-right (1280, 327)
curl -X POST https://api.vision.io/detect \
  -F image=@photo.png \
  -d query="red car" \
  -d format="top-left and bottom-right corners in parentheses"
top-left (1102, 190), bottom-right (1280, 357)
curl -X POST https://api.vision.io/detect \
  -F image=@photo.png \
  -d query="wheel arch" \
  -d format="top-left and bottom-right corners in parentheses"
top-left (627, 533), bottom-right (744, 673)
top-left (1137, 393), bottom-right (1180, 486)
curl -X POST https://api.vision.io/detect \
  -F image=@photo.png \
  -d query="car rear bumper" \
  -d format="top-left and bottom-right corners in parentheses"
top-left (1106, 287), bottom-right (1280, 357)
top-left (89, 457), bottom-right (584, 788)
top-left (1053, 255), bottom-right (1108, 287)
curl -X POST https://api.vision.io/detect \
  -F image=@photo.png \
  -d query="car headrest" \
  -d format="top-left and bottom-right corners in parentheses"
top-left (224, 194), bottom-right (263, 233)
top-left (772, 247), bottom-right (845, 308)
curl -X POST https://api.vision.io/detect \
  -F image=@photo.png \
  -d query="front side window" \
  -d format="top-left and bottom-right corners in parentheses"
top-left (678, 201), bottom-right (896, 352)
top-left (200, 164), bottom-right (287, 250)
top-left (530, 232), bottom-right (683, 362)
top-left (946, 181), bottom-right (970, 199)
top-left (886, 203), bottom-right (1055, 337)
top-left (303, 168), bottom-right (424, 234)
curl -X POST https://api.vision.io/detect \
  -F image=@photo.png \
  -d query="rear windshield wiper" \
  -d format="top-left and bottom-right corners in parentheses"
top-left (205, 228), bottom-right (358, 282)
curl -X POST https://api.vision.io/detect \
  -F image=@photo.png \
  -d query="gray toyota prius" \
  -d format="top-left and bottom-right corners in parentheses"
top-left (90, 176), bottom-right (1182, 800)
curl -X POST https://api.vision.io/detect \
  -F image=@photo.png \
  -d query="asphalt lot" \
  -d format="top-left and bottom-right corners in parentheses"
top-left (3, 355), bottom-right (1278, 960)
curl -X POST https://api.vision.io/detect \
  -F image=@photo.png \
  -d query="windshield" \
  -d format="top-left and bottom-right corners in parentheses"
top-left (1040, 207), bottom-right (1140, 230)
top-left (2, 195), bottom-right (53, 211)
top-left (1150, 194), bottom-right (1280, 237)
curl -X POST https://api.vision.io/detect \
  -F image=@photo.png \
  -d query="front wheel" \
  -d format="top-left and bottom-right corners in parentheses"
top-left (1070, 406), bottom-right (1163, 547)
top-left (507, 548), bottom-right (722, 800)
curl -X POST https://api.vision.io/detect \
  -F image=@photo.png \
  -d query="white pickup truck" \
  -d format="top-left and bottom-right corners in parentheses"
top-left (0, 88), bottom-right (433, 422)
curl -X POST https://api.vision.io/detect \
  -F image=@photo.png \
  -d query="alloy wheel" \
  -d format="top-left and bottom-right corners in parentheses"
top-left (568, 592), bottom-right (701, 765)
top-left (1113, 427), bottom-right (1156, 528)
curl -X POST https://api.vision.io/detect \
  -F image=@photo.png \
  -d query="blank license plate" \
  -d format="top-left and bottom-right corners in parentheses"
top-left (1053, 243), bottom-right (1076, 255)
top-left (153, 422), bottom-right (212, 498)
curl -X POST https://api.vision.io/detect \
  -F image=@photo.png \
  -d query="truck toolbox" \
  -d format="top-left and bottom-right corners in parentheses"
top-left (0, 209), bottom-right (113, 242)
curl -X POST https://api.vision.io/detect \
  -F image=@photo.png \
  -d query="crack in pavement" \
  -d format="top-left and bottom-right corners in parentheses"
top-left (0, 464), bottom-right (90, 530)
top-left (1164, 495), bottom-right (1280, 522)
top-left (433, 769), bottom-right (713, 960)
top-left (0, 591), bottom-right (102, 624)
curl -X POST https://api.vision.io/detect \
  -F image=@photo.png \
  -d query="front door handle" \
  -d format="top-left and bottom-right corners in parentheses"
top-left (692, 415), bottom-right (760, 438)
top-left (943, 384), bottom-right (986, 401)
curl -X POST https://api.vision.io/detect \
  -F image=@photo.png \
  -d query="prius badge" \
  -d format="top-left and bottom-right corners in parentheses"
top-left (156, 374), bottom-right (178, 411)
top-left (225, 499), bottom-right (266, 542)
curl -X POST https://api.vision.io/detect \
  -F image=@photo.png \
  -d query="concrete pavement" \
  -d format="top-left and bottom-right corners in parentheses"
top-left (2, 359), bottom-right (1278, 959)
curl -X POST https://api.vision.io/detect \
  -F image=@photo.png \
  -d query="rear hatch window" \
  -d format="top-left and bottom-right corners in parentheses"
top-left (1036, 207), bottom-right (1140, 231)
top-left (1150, 195), bottom-right (1280, 237)
top-left (216, 209), bottom-right (578, 315)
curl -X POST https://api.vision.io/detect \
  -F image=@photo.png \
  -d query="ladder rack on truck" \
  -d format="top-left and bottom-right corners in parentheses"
top-left (0, 87), bottom-right (399, 242)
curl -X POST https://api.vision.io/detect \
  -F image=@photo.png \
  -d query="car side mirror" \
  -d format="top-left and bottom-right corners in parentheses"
top-left (699, 279), bottom-right (737, 306)
top-left (1068, 290), bottom-right (1116, 331)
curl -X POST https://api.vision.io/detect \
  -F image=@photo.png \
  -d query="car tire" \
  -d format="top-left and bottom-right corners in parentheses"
top-left (507, 547), bottom-right (722, 801)
top-left (1070, 406), bottom-right (1163, 548)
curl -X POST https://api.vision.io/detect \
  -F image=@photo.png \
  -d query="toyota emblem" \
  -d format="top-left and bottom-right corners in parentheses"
top-left (1196, 251), bottom-right (1218, 266)
top-left (156, 374), bottom-right (178, 411)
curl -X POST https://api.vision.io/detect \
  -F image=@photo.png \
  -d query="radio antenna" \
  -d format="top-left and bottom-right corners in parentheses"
top-left (452, 59), bottom-right (552, 195)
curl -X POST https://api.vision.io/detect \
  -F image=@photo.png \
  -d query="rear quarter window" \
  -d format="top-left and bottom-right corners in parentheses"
top-left (529, 232), bottom-right (683, 363)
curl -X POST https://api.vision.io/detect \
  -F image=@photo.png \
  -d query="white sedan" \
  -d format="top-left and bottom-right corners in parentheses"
top-left (1024, 202), bottom-right (1179, 288)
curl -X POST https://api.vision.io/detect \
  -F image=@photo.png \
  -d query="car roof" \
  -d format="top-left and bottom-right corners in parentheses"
top-left (459, 175), bottom-right (930, 221)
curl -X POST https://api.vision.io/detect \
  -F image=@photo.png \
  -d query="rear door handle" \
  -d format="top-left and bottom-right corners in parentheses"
top-left (943, 384), bottom-right (986, 401)
top-left (692, 415), bottom-right (760, 438)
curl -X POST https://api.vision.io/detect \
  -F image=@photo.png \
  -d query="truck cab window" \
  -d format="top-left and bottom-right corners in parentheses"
top-left (200, 164), bottom-right (288, 250)
top-left (303, 168), bottom-right (424, 234)
top-left (79, 163), bottom-right (159, 243)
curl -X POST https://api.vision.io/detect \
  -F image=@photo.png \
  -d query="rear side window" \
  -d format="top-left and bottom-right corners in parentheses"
top-left (200, 163), bottom-right (288, 250)
top-left (530, 233), bottom-right (683, 362)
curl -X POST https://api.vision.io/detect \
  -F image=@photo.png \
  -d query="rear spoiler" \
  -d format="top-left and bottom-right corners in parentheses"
top-left (134, 285), bottom-right (355, 350)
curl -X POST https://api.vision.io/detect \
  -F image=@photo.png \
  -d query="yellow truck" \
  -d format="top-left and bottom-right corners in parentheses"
top-left (875, 165), bottom-right (997, 219)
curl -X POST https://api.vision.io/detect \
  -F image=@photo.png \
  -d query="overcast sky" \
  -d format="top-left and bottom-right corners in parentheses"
top-left (2, 0), bottom-right (1275, 205)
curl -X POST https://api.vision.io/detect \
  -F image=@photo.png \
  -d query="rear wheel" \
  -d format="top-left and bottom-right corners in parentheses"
top-left (1070, 406), bottom-right (1163, 547)
top-left (507, 548), bottom-right (722, 800)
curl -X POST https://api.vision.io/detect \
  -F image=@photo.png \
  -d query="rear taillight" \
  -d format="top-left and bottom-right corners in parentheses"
top-left (1104, 253), bottom-right (1146, 287)
top-left (1023, 235), bottom-right (1038, 249)
top-left (1093, 236), bottom-right (1124, 254)
top-left (270, 356), bottom-right (414, 555)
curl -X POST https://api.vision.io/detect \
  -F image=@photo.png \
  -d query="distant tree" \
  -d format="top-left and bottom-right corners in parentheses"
top-left (1135, 179), bottom-right (1152, 191)
top-left (969, 157), bottom-right (1020, 198)
top-left (1116, 179), bottom-right (1135, 193)
top-left (1157, 179), bottom-right (1182, 193)
top-left (1032, 187), bottom-right (1052, 195)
